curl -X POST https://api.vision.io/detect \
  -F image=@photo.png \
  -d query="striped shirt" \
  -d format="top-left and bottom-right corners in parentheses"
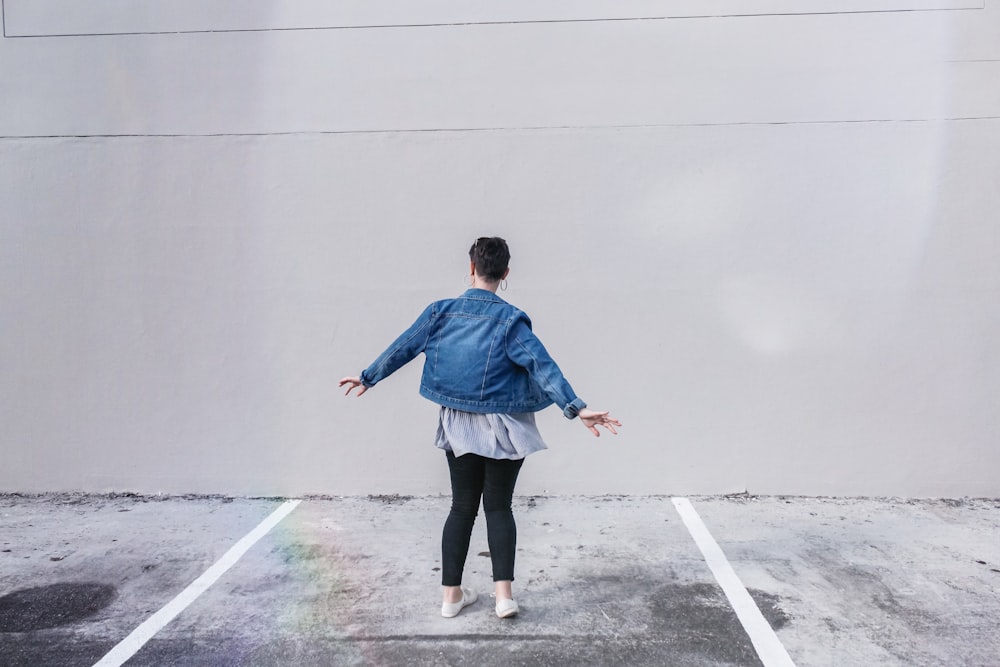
top-left (435, 407), bottom-right (548, 460)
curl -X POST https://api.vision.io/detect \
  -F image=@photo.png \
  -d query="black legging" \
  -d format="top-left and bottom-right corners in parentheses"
top-left (441, 452), bottom-right (525, 586)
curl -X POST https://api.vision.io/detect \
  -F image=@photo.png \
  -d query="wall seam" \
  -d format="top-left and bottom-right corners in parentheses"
top-left (2, 115), bottom-right (999, 141)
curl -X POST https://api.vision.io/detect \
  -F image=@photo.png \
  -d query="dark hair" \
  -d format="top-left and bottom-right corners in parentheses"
top-left (469, 237), bottom-right (510, 282)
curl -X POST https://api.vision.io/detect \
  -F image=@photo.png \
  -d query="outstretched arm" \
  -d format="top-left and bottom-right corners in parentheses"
top-left (578, 408), bottom-right (621, 437)
top-left (341, 303), bottom-right (434, 398)
top-left (506, 315), bottom-right (621, 435)
top-left (339, 377), bottom-right (368, 397)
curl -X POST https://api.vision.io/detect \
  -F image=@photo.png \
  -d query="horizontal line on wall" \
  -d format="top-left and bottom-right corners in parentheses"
top-left (2, 116), bottom-right (999, 140)
top-left (1, 6), bottom-right (985, 39)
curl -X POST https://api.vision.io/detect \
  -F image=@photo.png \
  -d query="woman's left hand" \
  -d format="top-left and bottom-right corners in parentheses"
top-left (578, 409), bottom-right (621, 437)
top-left (339, 377), bottom-right (369, 397)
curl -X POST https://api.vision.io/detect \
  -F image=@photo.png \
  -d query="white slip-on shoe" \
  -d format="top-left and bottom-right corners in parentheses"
top-left (441, 587), bottom-right (479, 618)
top-left (495, 598), bottom-right (518, 619)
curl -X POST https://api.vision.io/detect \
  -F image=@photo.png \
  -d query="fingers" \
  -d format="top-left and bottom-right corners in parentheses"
top-left (344, 384), bottom-right (367, 397)
top-left (338, 377), bottom-right (367, 397)
top-left (593, 415), bottom-right (621, 436)
top-left (582, 410), bottom-right (621, 437)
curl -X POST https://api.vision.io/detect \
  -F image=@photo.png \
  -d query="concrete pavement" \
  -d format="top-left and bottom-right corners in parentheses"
top-left (1, 493), bottom-right (998, 666)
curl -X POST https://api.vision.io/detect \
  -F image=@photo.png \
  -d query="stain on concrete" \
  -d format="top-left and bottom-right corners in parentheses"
top-left (518, 564), bottom-right (791, 666)
top-left (0, 636), bottom-right (111, 667)
top-left (645, 582), bottom-right (789, 666)
top-left (827, 560), bottom-right (942, 636)
top-left (870, 585), bottom-right (938, 634)
top-left (366, 494), bottom-right (413, 505)
top-left (0, 583), bottom-right (115, 632)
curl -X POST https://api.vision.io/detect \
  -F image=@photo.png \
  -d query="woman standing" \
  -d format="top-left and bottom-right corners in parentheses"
top-left (339, 237), bottom-right (620, 619)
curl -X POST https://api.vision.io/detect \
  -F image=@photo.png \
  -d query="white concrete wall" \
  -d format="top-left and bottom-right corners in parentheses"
top-left (2, 1), bottom-right (999, 497)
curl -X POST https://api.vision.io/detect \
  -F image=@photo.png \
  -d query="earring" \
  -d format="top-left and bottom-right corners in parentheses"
top-left (500, 279), bottom-right (508, 291)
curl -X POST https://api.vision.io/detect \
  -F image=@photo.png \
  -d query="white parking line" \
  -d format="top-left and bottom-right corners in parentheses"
top-left (93, 499), bottom-right (302, 667)
top-left (672, 497), bottom-right (796, 667)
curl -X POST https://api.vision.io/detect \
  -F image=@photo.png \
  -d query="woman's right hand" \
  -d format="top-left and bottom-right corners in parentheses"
top-left (578, 409), bottom-right (621, 437)
top-left (339, 377), bottom-right (368, 397)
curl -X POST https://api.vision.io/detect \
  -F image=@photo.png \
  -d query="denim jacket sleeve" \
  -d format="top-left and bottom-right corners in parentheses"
top-left (505, 313), bottom-right (587, 419)
top-left (359, 304), bottom-right (434, 388)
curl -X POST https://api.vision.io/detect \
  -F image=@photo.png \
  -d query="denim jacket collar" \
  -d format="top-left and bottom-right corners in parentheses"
top-left (459, 288), bottom-right (507, 303)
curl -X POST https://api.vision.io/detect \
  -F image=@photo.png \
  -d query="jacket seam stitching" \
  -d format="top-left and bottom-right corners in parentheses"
top-left (481, 325), bottom-right (502, 400)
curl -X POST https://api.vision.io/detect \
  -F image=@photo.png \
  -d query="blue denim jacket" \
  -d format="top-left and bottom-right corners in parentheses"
top-left (360, 289), bottom-right (586, 418)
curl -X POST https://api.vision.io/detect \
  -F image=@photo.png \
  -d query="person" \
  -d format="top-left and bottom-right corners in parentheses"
top-left (339, 236), bottom-right (620, 619)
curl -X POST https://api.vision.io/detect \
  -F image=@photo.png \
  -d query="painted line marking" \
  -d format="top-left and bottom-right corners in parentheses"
top-left (93, 499), bottom-right (302, 667)
top-left (672, 497), bottom-right (796, 667)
